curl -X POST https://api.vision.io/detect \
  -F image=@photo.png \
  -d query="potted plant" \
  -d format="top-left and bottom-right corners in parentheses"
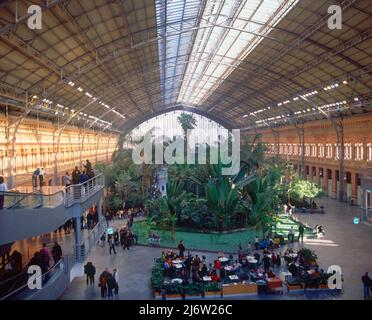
top-left (164, 283), bottom-right (183, 299)
top-left (203, 282), bottom-right (221, 298)
top-left (298, 248), bottom-right (317, 266)
top-left (184, 282), bottom-right (204, 299)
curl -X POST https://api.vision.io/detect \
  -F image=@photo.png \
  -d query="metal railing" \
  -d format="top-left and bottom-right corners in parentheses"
top-left (0, 190), bottom-right (64, 209)
top-left (0, 257), bottom-right (66, 300)
top-left (65, 173), bottom-right (104, 206)
top-left (0, 173), bottom-right (104, 210)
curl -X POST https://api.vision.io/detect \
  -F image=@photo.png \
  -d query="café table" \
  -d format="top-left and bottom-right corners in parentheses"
top-left (229, 275), bottom-right (239, 282)
top-left (173, 263), bottom-right (183, 269)
top-left (224, 265), bottom-right (234, 272)
top-left (171, 278), bottom-right (183, 284)
top-left (172, 259), bottom-right (183, 264)
top-left (203, 276), bottom-right (212, 282)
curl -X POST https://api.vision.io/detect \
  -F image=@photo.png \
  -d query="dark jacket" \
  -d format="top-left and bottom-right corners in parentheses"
top-left (52, 244), bottom-right (62, 260)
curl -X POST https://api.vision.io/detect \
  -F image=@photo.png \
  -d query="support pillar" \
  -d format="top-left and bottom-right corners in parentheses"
top-left (98, 195), bottom-right (103, 235)
top-left (332, 169), bottom-right (338, 199)
top-left (351, 172), bottom-right (358, 205)
top-left (295, 124), bottom-right (305, 178)
top-left (332, 119), bottom-right (345, 201)
top-left (74, 216), bottom-right (82, 262)
top-left (272, 129), bottom-right (280, 162)
top-left (324, 169), bottom-right (329, 194)
top-left (315, 167), bottom-right (320, 186)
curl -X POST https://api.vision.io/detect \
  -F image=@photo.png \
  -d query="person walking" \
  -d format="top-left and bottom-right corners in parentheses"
top-left (107, 273), bottom-right (115, 299)
top-left (99, 272), bottom-right (107, 298)
top-left (100, 232), bottom-right (106, 247)
top-left (113, 268), bottom-right (119, 295)
top-left (51, 241), bottom-right (62, 265)
top-left (362, 272), bottom-right (370, 299)
top-left (298, 224), bottom-right (304, 242)
top-left (0, 176), bottom-right (8, 210)
top-left (84, 262), bottom-right (96, 286)
top-left (109, 236), bottom-right (116, 255)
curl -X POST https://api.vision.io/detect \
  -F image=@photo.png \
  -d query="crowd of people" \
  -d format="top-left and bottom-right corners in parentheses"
top-left (0, 242), bottom-right (63, 297)
top-left (99, 225), bottom-right (137, 253)
top-left (98, 268), bottom-right (119, 298)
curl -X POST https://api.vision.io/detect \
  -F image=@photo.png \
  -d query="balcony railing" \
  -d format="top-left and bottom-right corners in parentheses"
top-left (0, 173), bottom-right (104, 209)
top-left (65, 173), bottom-right (104, 206)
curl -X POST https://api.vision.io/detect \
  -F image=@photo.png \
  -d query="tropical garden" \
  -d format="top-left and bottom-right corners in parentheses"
top-left (95, 112), bottom-right (323, 248)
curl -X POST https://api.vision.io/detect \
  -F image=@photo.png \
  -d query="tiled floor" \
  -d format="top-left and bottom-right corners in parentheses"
top-left (57, 197), bottom-right (372, 300)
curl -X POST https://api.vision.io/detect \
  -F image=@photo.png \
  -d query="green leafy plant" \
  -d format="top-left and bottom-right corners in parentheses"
top-left (204, 281), bottom-right (220, 292)
top-left (298, 248), bottom-right (318, 264)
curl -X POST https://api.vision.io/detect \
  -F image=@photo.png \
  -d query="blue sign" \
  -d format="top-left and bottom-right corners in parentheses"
top-left (353, 217), bottom-right (360, 225)
top-left (107, 227), bottom-right (113, 235)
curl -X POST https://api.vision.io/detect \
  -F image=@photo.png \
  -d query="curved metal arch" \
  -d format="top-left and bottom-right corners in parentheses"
top-left (120, 103), bottom-right (234, 135)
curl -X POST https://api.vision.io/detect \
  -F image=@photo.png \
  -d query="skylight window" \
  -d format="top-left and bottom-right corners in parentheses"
top-left (171, 0), bottom-right (299, 105)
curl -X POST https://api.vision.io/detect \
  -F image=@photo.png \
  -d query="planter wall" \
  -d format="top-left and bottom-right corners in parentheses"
top-left (222, 282), bottom-right (258, 297)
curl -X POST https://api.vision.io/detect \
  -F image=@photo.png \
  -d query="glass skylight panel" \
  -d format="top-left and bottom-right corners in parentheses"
top-left (177, 0), bottom-right (299, 105)
top-left (156, 0), bottom-right (203, 106)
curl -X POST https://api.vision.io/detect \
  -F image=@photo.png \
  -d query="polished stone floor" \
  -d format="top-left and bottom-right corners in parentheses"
top-left (56, 197), bottom-right (371, 300)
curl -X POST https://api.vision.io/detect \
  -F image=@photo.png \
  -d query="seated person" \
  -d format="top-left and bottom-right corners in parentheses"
top-left (192, 271), bottom-right (202, 283)
top-left (232, 260), bottom-right (242, 272)
top-left (211, 271), bottom-right (220, 282)
top-left (266, 269), bottom-right (276, 278)
top-left (253, 251), bottom-right (260, 263)
top-left (288, 262), bottom-right (298, 277)
top-left (276, 253), bottom-right (281, 267)
top-left (269, 238), bottom-right (274, 249)
top-left (271, 253), bottom-right (277, 266)
top-left (201, 264), bottom-right (208, 277)
top-left (273, 237), bottom-right (280, 248)
top-left (220, 266), bottom-right (226, 283)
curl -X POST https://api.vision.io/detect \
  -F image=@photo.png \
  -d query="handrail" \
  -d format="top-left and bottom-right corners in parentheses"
top-left (0, 173), bottom-right (104, 209)
top-left (0, 258), bottom-right (65, 300)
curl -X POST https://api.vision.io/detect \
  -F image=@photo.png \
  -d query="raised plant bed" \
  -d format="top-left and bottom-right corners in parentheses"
top-left (222, 282), bottom-right (258, 297)
top-left (286, 284), bottom-right (304, 293)
top-left (165, 294), bottom-right (183, 300)
top-left (203, 291), bottom-right (222, 298)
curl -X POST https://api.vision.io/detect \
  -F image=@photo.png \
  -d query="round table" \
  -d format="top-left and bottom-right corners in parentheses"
top-left (171, 278), bottom-right (183, 284)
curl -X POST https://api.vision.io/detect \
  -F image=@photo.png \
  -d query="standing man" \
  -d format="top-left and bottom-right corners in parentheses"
top-left (39, 167), bottom-right (45, 187)
top-left (178, 240), bottom-right (185, 258)
top-left (108, 236), bottom-right (116, 255)
top-left (51, 242), bottom-right (63, 265)
top-left (298, 224), bottom-right (305, 242)
top-left (32, 168), bottom-right (39, 188)
top-left (113, 268), bottom-right (119, 295)
top-left (362, 272), bottom-right (370, 299)
top-left (84, 262), bottom-right (96, 286)
top-left (0, 176), bottom-right (8, 210)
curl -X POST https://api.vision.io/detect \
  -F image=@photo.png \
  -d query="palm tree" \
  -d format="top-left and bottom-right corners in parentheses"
top-left (115, 171), bottom-right (139, 210)
top-left (160, 179), bottom-right (188, 241)
top-left (177, 112), bottom-right (197, 161)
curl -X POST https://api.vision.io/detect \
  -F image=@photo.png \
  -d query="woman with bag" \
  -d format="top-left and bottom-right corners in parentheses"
top-left (98, 272), bottom-right (107, 298)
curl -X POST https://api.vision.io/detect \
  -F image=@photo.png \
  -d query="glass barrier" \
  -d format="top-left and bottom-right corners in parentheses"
top-left (0, 257), bottom-right (66, 300)
top-left (0, 173), bottom-right (104, 209)
top-left (0, 190), bottom-right (64, 209)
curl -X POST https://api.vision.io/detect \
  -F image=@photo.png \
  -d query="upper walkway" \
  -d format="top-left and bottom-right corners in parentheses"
top-left (0, 174), bottom-right (105, 245)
